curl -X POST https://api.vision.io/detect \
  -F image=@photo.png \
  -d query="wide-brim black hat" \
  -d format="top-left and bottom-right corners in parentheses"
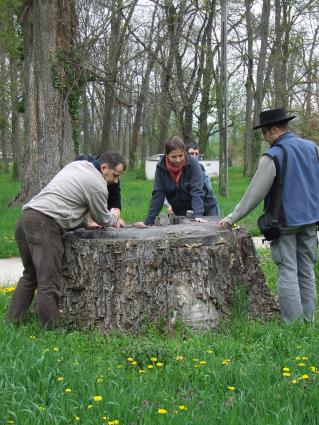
top-left (253, 108), bottom-right (296, 129)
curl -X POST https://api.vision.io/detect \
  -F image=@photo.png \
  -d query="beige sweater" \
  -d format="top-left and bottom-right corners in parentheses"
top-left (23, 161), bottom-right (117, 229)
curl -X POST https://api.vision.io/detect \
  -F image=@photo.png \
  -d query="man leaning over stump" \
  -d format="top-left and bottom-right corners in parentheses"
top-left (220, 108), bottom-right (319, 323)
top-left (7, 151), bottom-right (126, 329)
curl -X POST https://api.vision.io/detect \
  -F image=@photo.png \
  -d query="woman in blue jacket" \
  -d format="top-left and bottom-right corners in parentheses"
top-left (135, 136), bottom-right (219, 227)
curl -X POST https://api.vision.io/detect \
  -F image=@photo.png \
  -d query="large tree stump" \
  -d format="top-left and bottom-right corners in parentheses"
top-left (61, 217), bottom-right (278, 332)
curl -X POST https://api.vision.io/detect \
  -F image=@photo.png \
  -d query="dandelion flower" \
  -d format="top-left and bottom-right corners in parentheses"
top-left (309, 366), bottom-right (318, 373)
top-left (301, 356), bottom-right (308, 361)
top-left (139, 369), bottom-right (146, 374)
top-left (158, 408), bottom-right (168, 414)
top-left (65, 388), bottom-right (72, 393)
top-left (291, 379), bottom-right (298, 384)
top-left (192, 358), bottom-right (199, 362)
top-left (150, 357), bottom-right (158, 362)
top-left (147, 365), bottom-right (154, 369)
top-left (156, 362), bottom-right (164, 367)
top-left (93, 395), bottom-right (103, 402)
top-left (282, 372), bottom-right (291, 377)
top-left (87, 404), bottom-right (93, 409)
top-left (295, 356), bottom-right (301, 361)
top-left (53, 347), bottom-right (59, 352)
top-left (176, 356), bottom-right (184, 361)
top-left (178, 405), bottom-right (188, 411)
top-left (282, 367), bottom-right (290, 372)
top-left (127, 357), bottom-right (134, 362)
top-left (29, 336), bottom-right (36, 341)
top-left (300, 374), bottom-right (309, 380)
top-left (199, 361), bottom-right (207, 365)
top-left (222, 359), bottom-right (231, 365)
top-left (57, 376), bottom-right (64, 382)
top-left (207, 349), bottom-right (213, 354)
top-left (97, 377), bottom-right (103, 383)
top-left (107, 420), bottom-right (119, 425)
top-left (75, 417), bottom-right (80, 421)
top-left (298, 363), bottom-right (305, 367)
top-left (131, 361), bottom-right (137, 365)
top-left (39, 406), bottom-right (45, 412)
top-left (227, 386), bottom-right (236, 392)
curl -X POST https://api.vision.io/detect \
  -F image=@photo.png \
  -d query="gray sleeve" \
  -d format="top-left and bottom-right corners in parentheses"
top-left (87, 191), bottom-right (117, 227)
top-left (225, 155), bottom-right (276, 225)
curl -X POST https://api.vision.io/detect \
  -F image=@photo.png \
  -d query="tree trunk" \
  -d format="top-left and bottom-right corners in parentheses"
top-left (14, 0), bottom-right (75, 204)
top-left (243, 0), bottom-right (254, 177)
top-left (9, 54), bottom-right (21, 179)
top-left (82, 83), bottom-right (91, 154)
top-left (61, 219), bottom-right (278, 332)
top-left (0, 54), bottom-right (9, 173)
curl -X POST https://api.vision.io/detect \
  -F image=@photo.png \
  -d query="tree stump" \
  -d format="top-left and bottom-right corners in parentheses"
top-left (61, 217), bottom-right (278, 332)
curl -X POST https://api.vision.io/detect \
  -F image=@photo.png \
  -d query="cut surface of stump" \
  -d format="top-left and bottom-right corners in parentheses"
top-left (61, 217), bottom-right (278, 332)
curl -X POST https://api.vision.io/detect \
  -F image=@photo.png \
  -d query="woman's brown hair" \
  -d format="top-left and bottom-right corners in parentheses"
top-left (164, 136), bottom-right (186, 154)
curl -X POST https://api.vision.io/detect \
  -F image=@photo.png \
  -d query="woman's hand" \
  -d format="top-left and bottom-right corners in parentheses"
top-left (116, 218), bottom-right (125, 228)
top-left (86, 216), bottom-right (103, 230)
top-left (134, 221), bottom-right (148, 228)
top-left (194, 217), bottom-right (208, 223)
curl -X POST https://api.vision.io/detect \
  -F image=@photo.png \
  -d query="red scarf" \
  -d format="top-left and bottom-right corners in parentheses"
top-left (165, 156), bottom-right (185, 184)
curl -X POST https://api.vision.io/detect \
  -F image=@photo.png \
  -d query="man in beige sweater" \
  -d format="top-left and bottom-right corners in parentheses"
top-left (7, 151), bottom-right (126, 328)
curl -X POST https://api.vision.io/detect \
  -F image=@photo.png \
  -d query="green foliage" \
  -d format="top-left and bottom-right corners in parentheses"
top-left (0, 0), bottom-right (23, 57)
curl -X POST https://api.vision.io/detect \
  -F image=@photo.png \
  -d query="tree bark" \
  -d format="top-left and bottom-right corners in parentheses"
top-left (61, 219), bottom-right (278, 332)
top-left (0, 54), bottom-right (9, 174)
top-left (82, 83), bottom-right (91, 153)
top-left (14, 0), bottom-right (75, 204)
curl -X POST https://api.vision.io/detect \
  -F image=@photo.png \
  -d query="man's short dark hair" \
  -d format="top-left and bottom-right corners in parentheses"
top-left (262, 121), bottom-right (289, 132)
top-left (186, 141), bottom-right (199, 152)
top-left (98, 151), bottom-right (127, 170)
top-left (164, 136), bottom-right (186, 154)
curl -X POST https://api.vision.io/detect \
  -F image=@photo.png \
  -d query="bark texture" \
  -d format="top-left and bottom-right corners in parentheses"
top-left (61, 219), bottom-right (278, 333)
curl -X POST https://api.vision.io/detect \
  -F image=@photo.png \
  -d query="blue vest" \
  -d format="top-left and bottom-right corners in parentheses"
top-left (264, 132), bottom-right (319, 226)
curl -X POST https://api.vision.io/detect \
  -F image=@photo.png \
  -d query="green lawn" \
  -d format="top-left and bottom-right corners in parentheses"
top-left (1, 169), bottom-right (319, 425)
top-left (0, 168), bottom-right (261, 258)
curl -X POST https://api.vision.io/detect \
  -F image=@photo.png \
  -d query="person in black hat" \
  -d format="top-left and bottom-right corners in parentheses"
top-left (220, 108), bottom-right (319, 323)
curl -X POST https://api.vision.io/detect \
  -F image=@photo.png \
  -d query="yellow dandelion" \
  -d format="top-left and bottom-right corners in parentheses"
top-left (44, 348), bottom-right (50, 353)
top-left (53, 347), bottom-right (59, 352)
top-left (107, 420), bottom-right (119, 425)
top-left (57, 376), bottom-right (64, 382)
top-left (127, 357), bottom-right (134, 362)
top-left (282, 367), bottom-right (290, 372)
top-left (87, 404), bottom-right (93, 409)
top-left (29, 336), bottom-right (36, 340)
top-left (222, 359), bottom-right (231, 365)
top-left (300, 374), bottom-right (309, 380)
top-left (227, 386), bottom-right (236, 392)
top-left (178, 405), bottom-right (188, 411)
top-left (150, 357), bottom-right (158, 362)
top-left (7, 420), bottom-right (14, 424)
top-left (75, 417), bottom-right (80, 421)
top-left (139, 369), bottom-right (146, 374)
top-left (298, 363), bottom-right (305, 367)
top-left (131, 361), bottom-right (137, 365)
top-left (176, 355), bottom-right (184, 361)
top-left (207, 349), bottom-right (213, 354)
top-left (295, 356), bottom-right (301, 361)
top-left (301, 356), bottom-right (308, 361)
top-left (194, 364), bottom-right (199, 368)
top-left (93, 395), bottom-right (103, 402)
top-left (158, 408), bottom-right (168, 414)
top-left (156, 362), bottom-right (164, 367)
top-left (192, 358), bottom-right (199, 362)
top-left (291, 379), bottom-right (298, 384)
top-left (97, 377), bottom-right (103, 383)
top-left (65, 388), bottom-right (72, 393)
top-left (309, 366), bottom-right (318, 373)
top-left (199, 361), bottom-right (207, 365)
top-left (102, 417), bottom-right (108, 421)
top-left (147, 365), bottom-right (154, 369)
top-left (282, 372), bottom-right (291, 377)
top-left (39, 406), bottom-right (45, 412)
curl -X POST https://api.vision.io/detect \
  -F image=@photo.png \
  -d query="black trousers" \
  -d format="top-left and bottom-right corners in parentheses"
top-left (7, 209), bottom-right (64, 328)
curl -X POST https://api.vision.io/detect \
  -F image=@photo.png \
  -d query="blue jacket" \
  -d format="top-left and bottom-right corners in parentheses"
top-left (144, 155), bottom-right (217, 225)
top-left (264, 132), bottom-right (319, 226)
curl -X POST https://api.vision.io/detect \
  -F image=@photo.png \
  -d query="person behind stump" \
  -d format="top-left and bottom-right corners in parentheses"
top-left (135, 136), bottom-right (218, 228)
top-left (220, 108), bottom-right (319, 323)
top-left (7, 151), bottom-right (126, 328)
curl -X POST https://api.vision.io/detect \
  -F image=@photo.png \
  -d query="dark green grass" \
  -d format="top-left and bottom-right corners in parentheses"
top-left (0, 291), bottom-right (319, 425)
